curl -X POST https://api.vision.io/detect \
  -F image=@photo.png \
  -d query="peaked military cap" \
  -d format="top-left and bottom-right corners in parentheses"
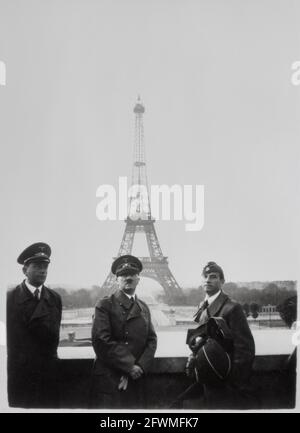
top-left (17, 242), bottom-right (51, 265)
top-left (194, 338), bottom-right (231, 384)
top-left (111, 255), bottom-right (143, 276)
top-left (202, 261), bottom-right (225, 281)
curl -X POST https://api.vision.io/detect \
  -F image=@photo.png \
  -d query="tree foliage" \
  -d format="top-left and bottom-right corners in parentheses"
top-left (277, 296), bottom-right (297, 328)
top-left (54, 285), bottom-right (107, 309)
top-left (184, 282), bottom-right (296, 307)
top-left (53, 281), bottom-right (297, 310)
top-left (242, 303), bottom-right (250, 317)
top-left (250, 302), bottom-right (260, 319)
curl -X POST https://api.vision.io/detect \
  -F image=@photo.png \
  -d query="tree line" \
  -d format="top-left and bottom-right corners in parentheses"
top-left (53, 281), bottom-right (296, 311)
top-left (183, 282), bottom-right (296, 309)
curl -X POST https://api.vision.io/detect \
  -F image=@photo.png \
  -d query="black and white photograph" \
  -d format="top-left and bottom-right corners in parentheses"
top-left (0, 0), bottom-right (299, 413)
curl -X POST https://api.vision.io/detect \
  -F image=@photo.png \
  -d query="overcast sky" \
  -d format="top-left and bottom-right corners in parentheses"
top-left (0, 0), bottom-right (299, 294)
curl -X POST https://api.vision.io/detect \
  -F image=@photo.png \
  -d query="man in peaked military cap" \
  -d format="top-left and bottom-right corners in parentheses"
top-left (182, 261), bottom-right (255, 409)
top-left (90, 255), bottom-right (157, 409)
top-left (7, 243), bottom-right (62, 408)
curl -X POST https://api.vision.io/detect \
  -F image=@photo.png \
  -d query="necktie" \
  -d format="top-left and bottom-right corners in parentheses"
top-left (194, 300), bottom-right (209, 323)
top-left (34, 288), bottom-right (40, 300)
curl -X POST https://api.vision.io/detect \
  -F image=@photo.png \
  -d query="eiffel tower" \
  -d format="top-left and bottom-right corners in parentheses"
top-left (101, 97), bottom-right (185, 305)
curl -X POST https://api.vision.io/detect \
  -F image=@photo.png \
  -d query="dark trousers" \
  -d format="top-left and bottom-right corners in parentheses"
top-left (89, 374), bottom-right (146, 409)
top-left (8, 358), bottom-right (60, 408)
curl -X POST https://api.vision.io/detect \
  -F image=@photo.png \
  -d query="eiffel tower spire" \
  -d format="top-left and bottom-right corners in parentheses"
top-left (129, 96), bottom-right (151, 220)
top-left (101, 97), bottom-right (185, 305)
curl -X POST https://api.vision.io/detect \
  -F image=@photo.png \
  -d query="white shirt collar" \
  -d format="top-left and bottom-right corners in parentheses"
top-left (204, 290), bottom-right (221, 305)
top-left (25, 279), bottom-right (43, 295)
top-left (122, 291), bottom-right (136, 301)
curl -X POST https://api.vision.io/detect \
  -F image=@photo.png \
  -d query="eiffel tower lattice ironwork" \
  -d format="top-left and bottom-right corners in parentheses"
top-left (101, 97), bottom-right (185, 305)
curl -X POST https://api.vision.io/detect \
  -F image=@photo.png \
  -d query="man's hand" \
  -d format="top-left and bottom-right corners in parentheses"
top-left (118, 375), bottom-right (128, 391)
top-left (189, 336), bottom-right (206, 353)
top-left (129, 365), bottom-right (143, 380)
top-left (185, 353), bottom-right (196, 378)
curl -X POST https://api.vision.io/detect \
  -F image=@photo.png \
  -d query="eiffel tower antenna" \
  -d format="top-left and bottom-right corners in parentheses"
top-left (101, 97), bottom-right (185, 305)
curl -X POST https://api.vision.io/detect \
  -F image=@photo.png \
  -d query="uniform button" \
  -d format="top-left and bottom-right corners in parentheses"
top-left (125, 342), bottom-right (129, 345)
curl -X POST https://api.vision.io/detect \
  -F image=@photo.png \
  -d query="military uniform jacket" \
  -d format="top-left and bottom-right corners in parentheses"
top-left (195, 291), bottom-right (255, 385)
top-left (7, 281), bottom-right (62, 407)
top-left (7, 281), bottom-right (62, 365)
top-left (92, 290), bottom-right (157, 378)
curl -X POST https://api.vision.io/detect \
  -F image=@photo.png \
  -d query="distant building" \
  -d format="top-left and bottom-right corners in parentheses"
top-left (234, 281), bottom-right (296, 291)
top-left (261, 305), bottom-right (277, 314)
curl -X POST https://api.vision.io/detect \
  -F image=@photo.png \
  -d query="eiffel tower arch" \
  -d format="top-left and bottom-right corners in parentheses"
top-left (101, 97), bottom-right (185, 305)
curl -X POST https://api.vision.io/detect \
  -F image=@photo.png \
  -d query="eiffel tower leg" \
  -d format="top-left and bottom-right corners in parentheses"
top-left (101, 220), bottom-right (136, 296)
top-left (143, 223), bottom-right (185, 304)
top-left (101, 272), bottom-right (117, 296)
top-left (142, 259), bottom-right (185, 305)
top-left (154, 268), bottom-right (186, 305)
top-left (144, 223), bottom-right (164, 259)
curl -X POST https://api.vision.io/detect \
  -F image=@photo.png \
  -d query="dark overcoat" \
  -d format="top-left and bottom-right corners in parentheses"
top-left (7, 281), bottom-right (62, 408)
top-left (187, 291), bottom-right (255, 409)
top-left (90, 289), bottom-right (157, 408)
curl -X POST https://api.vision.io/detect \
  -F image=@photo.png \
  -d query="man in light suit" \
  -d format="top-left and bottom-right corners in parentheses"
top-left (184, 261), bottom-right (255, 409)
top-left (90, 255), bottom-right (157, 409)
top-left (7, 243), bottom-right (62, 408)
